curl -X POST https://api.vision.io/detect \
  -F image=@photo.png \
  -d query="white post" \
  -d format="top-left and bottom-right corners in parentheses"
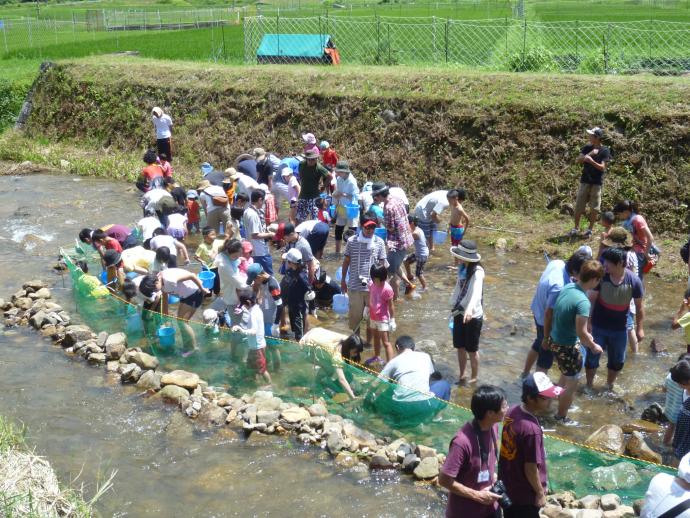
top-left (28, 18), bottom-right (32, 47)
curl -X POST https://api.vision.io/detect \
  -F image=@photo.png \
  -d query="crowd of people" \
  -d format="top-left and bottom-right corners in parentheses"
top-left (70, 110), bottom-right (690, 517)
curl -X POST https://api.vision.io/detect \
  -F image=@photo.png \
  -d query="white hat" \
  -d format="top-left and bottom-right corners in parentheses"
top-left (282, 248), bottom-right (303, 263)
top-left (280, 166), bottom-right (293, 177)
top-left (152, 107), bottom-right (163, 117)
top-left (679, 452), bottom-right (690, 483)
top-left (302, 133), bottom-right (316, 145)
top-left (576, 245), bottom-right (593, 259)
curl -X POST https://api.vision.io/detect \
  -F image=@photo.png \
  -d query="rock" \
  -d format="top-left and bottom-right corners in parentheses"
top-left (106, 361), bottom-right (120, 373)
top-left (600, 493), bottom-right (621, 511)
top-left (413, 456), bottom-right (439, 480)
top-left (335, 452), bottom-right (358, 469)
top-left (198, 404), bottom-right (228, 427)
top-left (632, 499), bottom-right (645, 516)
top-left (591, 462), bottom-right (640, 491)
top-left (32, 288), bottom-right (51, 299)
top-left (158, 384), bottom-right (190, 404)
top-left (29, 310), bottom-right (47, 329)
top-left (307, 416), bottom-right (325, 429)
top-left (96, 331), bottom-right (108, 347)
top-left (63, 325), bottom-right (94, 347)
top-left (576, 495), bottom-right (600, 509)
top-left (14, 297), bottom-right (32, 310)
top-left (543, 505), bottom-right (574, 518)
top-left (161, 370), bottom-right (199, 390)
top-left (585, 425), bottom-right (625, 454)
top-left (23, 279), bottom-right (47, 291)
top-left (380, 109), bottom-right (397, 123)
top-left (576, 511), bottom-right (603, 518)
top-left (626, 431), bottom-right (662, 464)
top-left (0, 298), bottom-right (6, 310)
top-left (104, 333), bottom-right (127, 360)
top-left (641, 403), bottom-right (665, 424)
top-left (87, 352), bottom-right (106, 364)
top-left (257, 410), bottom-right (280, 425)
top-left (322, 420), bottom-right (343, 437)
top-left (552, 491), bottom-right (577, 508)
top-left (307, 403), bottom-right (327, 417)
top-left (650, 338), bottom-right (666, 353)
top-left (129, 351), bottom-right (159, 370)
top-left (415, 444), bottom-right (437, 460)
top-left (622, 420), bottom-right (663, 434)
top-left (342, 421), bottom-right (378, 450)
top-left (494, 238), bottom-right (508, 251)
top-left (136, 370), bottom-right (162, 390)
top-left (120, 363), bottom-right (142, 383)
top-left (369, 453), bottom-right (394, 470)
top-left (255, 397), bottom-right (283, 412)
top-left (560, 202), bottom-right (575, 216)
top-left (401, 453), bottom-right (420, 473)
top-left (602, 505), bottom-right (635, 518)
top-left (415, 339), bottom-right (440, 356)
top-left (280, 406), bottom-right (311, 424)
top-left (327, 432), bottom-right (346, 454)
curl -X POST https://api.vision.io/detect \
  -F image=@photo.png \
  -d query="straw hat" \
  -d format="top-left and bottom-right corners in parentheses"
top-left (151, 107), bottom-right (163, 117)
top-left (197, 179), bottom-right (211, 191)
top-left (601, 227), bottom-right (633, 248)
top-left (224, 167), bottom-right (239, 181)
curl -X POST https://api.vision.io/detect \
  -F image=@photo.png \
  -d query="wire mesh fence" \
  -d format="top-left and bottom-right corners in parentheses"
top-left (243, 15), bottom-right (690, 73)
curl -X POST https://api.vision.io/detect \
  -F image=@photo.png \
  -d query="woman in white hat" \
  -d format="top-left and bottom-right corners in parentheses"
top-left (449, 240), bottom-right (485, 385)
top-left (151, 107), bottom-right (173, 161)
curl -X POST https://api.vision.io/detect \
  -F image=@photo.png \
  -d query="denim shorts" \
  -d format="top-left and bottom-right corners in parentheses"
top-left (530, 320), bottom-right (554, 370)
top-left (585, 326), bottom-right (628, 371)
top-left (387, 248), bottom-right (407, 275)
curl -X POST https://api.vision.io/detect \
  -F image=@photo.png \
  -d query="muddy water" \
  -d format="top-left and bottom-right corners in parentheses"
top-left (0, 172), bottom-right (681, 513)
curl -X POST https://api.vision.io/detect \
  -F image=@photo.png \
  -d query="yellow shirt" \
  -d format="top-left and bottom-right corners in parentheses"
top-left (195, 239), bottom-right (225, 265)
top-left (121, 246), bottom-right (156, 272)
top-left (679, 312), bottom-right (690, 344)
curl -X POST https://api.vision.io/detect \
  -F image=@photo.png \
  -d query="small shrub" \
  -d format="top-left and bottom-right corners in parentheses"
top-left (506, 45), bottom-right (557, 72)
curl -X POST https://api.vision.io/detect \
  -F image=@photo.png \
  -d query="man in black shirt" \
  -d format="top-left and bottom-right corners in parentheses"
top-left (201, 162), bottom-right (225, 187)
top-left (570, 127), bottom-right (611, 238)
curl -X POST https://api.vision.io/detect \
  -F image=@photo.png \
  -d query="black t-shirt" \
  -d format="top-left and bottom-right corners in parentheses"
top-left (205, 170), bottom-right (226, 187)
top-left (315, 278), bottom-right (342, 306)
top-left (579, 144), bottom-right (611, 185)
top-left (237, 160), bottom-right (258, 181)
top-left (170, 186), bottom-right (187, 206)
top-left (256, 161), bottom-right (272, 186)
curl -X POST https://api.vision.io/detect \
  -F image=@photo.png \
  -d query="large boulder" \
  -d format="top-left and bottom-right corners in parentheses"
top-left (129, 351), bottom-right (159, 370)
top-left (136, 370), bottom-right (162, 391)
top-left (63, 325), bottom-right (94, 348)
top-left (23, 279), bottom-right (47, 291)
top-left (576, 495), bottom-right (600, 509)
top-left (29, 310), bottom-right (47, 329)
top-left (327, 432), bottom-right (346, 454)
top-left (158, 385), bottom-right (190, 404)
top-left (621, 420), bottom-right (663, 434)
top-left (600, 493), bottom-right (621, 511)
top-left (342, 420), bottom-right (378, 450)
top-left (280, 406), bottom-right (311, 424)
top-left (413, 456), bottom-right (439, 480)
top-left (120, 363), bottom-right (142, 383)
top-left (104, 333), bottom-right (127, 360)
top-left (161, 370), bottom-right (199, 390)
top-left (257, 410), bottom-right (280, 425)
top-left (415, 444), bottom-right (437, 460)
top-left (591, 462), bottom-right (640, 491)
top-left (585, 425), bottom-right (625, 454)
top-left (197, 404), bottom-right (229, 427)
top-left (31, 288), bottom-right (51, 299)
top-left (87, 352), bottom-right (107, 364)
top-left (625, 431), bottom-right (662, 464)
top-left (307, 403), bottom-right (328, 417)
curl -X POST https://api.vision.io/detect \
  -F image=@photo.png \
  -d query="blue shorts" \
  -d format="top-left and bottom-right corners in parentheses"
top-left (387, 248), bottom-right (407, 275)
top-left (626, 312), bottom-right (634, 331)
top-left (530, 320), bottom-right (554, 370)
top-left (305, 222), bottom-right (330, 255)
top-left (585, 327), bottom-right (628, 371)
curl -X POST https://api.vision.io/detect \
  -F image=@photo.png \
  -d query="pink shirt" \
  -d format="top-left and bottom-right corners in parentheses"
top-left (368, 281), bottom-right (394, 322)
top-left (629, 214), bottom-right (649, 254)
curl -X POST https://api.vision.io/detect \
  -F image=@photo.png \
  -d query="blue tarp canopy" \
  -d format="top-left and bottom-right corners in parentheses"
top-left (257, 33), bottom-right (332, 58)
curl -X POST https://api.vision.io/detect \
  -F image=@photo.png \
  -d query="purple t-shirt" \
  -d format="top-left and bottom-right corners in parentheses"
top-left (498, 405), bottom-right (547, 506)
top-left (591, 270), bottom-right (643, 331)
top-left (103, 224), bottom-right (131, 245)
top-left (441, 421), bottom-right (499, 518)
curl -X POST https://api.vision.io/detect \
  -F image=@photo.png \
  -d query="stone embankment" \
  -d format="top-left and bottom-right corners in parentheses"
top-left (1, 280), bottom-right (648, 516)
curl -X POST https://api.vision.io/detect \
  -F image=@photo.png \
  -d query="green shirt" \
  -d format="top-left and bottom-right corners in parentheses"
top-left (678, 312), bottom-right (690, 345)
top-left (298, 162), bottom-right (329, 200)
top-left (550, 283), bottom-right (590, 347)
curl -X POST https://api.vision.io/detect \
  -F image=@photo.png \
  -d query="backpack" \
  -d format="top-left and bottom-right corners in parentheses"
top-left (208, 191), bottom-right (228, 207)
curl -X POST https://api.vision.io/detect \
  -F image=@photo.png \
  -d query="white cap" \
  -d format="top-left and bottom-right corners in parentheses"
top-left (282, 248), bottom-right (303, 263)
top-left (280, 166), bottom-right (293, 177)
top-left (576, 245), bottom-right (593, 259)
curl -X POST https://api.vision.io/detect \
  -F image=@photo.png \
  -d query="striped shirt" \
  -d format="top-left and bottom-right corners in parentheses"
top-left (343, 234), bottom-right (387, 292)
top-left (665, 373), bottom-right (685, 423)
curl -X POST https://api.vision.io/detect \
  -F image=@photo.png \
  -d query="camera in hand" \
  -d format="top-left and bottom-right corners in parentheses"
top-left (490, 480), bottom-right (512, 509)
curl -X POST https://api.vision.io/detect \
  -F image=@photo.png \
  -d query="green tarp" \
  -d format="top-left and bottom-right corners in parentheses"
top-left (257, 33), bottom-right (332, 58)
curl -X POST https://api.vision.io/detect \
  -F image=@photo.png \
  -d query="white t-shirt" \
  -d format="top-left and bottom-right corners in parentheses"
top-left (200, 186), bottom-right (227, 214)
top-left (150, 235), bottom-right (179, 257)
top-left (141, 188), bottom-right (172, 211)
top-left (215, 252), bottom-right (248, 306)
top-left (243, 304), bottom-right (266, 350)
top-left (287, 176), bottom-right (300, 202)
top-left (295, 219), bottom-right (319, 236)
top-left (236, 174), bottom-right (260, 198)
top-left (242, 206), bottom-right (269, 257)
top-left (153, 114), bottom-right (172, 139)
top-left (641, 474), bottom-right (690, 518)
top-left (137, 216), bottom-right (162, 240)
top-left (379, 350), bottom-right (434, 402)
top-left (389, 187), bottom-right (409, 207)
top-left (334, 174), bottom-right (359, 206)
top-left (161, 268), bottom-right (198, 299)
top-left (167, 213), bottom-right (188, 232)
top-left (414, 190), bottom-right (449, 221)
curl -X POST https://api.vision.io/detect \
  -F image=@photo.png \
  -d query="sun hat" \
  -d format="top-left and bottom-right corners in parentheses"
top-left (320, 140), bottom-right (330, 150)
top-left (283, 248), bottom-right (303, 264)
top-left (678, 452), bottom-right (690, 483)
top-left (253, 147), bottom-right (267, 162)
top-left (280, 166), bottom-right (293, 177)
top-left (304, 150), bottom-right (319, 160)
top-left (371, 181), bottom-right (389, 197)
top-left (186, 190), bottom-right (198, 199)
top-left (523, 372), bottom-right (564, 399)
top-left (334, 160), bottom-right (351, 174)
top-left (197, 179), bottom-right (211, 191)
top-left (103, 249), bottom-right (122, 268)
top-left (246, 263), bottom-right (264, 285)
top-left (224, 167), bottom-right (239, 181)
top-left (601, 227), bottom-right (633, 248)
top-left (151, 107), bottom-right (163, 117)
top-left (450, 240), bottom-right (481, 263)
top-left (576, 245), bottom-right (593, 259)
top-left (200, 162), bottom-right (214, 175)
top-left (302, 133), bottom-right (316, 145)
top-left (586, 127), bottom-right (604, 138)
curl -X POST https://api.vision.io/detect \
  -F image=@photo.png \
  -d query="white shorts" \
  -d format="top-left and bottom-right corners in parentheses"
top-left (369, 319), bottom-right (390, 332)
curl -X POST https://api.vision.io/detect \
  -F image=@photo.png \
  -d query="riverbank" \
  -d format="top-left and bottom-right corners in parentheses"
top-left (0, 414), bottom-right (106, 517)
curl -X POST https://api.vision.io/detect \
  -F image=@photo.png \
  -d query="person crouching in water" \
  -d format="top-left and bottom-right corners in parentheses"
top-left (450, 241), bottom-right (484, 385)
top-left (232, 288), bottom-right (272, 388)
top-left (138, 269), bottom-right (209, 357)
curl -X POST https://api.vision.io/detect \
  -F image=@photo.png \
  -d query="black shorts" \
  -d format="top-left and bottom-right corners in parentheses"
top-left (179, 290), bottom-right (203, 309)
top-left (453, 315), bottom-right (483, 353)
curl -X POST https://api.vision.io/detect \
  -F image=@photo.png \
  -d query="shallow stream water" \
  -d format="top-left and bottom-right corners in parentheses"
top-left (0, 172), bottom-right (683, 513)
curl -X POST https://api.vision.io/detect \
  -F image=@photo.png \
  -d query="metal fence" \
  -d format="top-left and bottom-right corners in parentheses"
top-left (99, 8), bottom-right (244, 31)
top-left (243, 15), bottom-right (690, 73)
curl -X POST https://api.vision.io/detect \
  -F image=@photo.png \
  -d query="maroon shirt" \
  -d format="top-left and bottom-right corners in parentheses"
top-left (102, 224), bottom-right (132, 245)
top-left (498, 405), bottom-right (548, 506)
top-left (441, 421), bottom-right (499, 518)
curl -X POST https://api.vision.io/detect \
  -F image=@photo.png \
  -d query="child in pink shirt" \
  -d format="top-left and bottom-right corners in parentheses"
top-left (366, 264), bottom-right (396, 364)
top-left (239, 240), bottom-right (254, 275)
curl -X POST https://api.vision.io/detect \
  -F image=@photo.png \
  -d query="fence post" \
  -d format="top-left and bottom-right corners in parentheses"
top-left (376, 15), bottom-right (380, 64)
top-left (522, 18), bottom-right (527, 70)
top-left (2, 23), bottom-right (7, 53)
top-left (144, 10), bottom-right (147, 31)
top-left (575, 19), bottom-right (579, 65)
top-left (28, 18), bottom-right (32, 48)
top-left (387, 23), bottom-right (390, 64)
top-left (604, 24), bottom-right (610, 74)
top-left (648, 18), bottom-right (652, 61)
top-left (158, 10), bottom-right (161, 30)
top-left (445, 18), bottom-right (449, 64)
top-left (505, 17), bottom-right (508, 56)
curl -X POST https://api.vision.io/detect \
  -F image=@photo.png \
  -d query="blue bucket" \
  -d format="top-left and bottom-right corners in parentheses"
top-left (448, 319), bottom-right (454, 331)
top-left (374, 228), bottom-right (387, 240)
top-left (168, 294), bottom-right (180, 305)
top-left (432, 230), bottom-right (448, 245)
top-left (333, 294), bottom-right (349, 315)
top-left (199, 270), bottom-right (216, 289)
top-left (329, 205), bottom-right (336, 218)
top-left (345, 203), bottom-right (359, 219)
top-left (157, 326), bottom-right (176, 348)
top-left (126, 271), bottom-right (138, 280)
top-left (99, 271), bottom-right (108, 284)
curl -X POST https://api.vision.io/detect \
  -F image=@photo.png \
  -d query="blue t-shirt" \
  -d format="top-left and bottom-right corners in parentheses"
top-left (591, 270), bottom-right (644, 331)
top-left (530, 260), bottom-right (571, 327)
top-left (550, 283), bottom-right (590, 346)
top-left (237, 159), bottom-right (258, 181)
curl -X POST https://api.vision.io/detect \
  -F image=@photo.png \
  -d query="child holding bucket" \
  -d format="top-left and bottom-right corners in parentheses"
top-left (138, 269), bottom-right (209, 357)
top-left (365, 263), bottom-right (396, 365)
top-left (447, 189), bottom-right (470, 265)
top-left (232, 288), bottom-right (272, 387)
